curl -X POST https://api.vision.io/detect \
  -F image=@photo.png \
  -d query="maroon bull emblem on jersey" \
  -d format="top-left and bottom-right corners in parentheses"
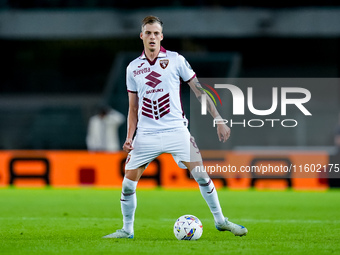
top-left (160, 59), bottom-right (169, 69)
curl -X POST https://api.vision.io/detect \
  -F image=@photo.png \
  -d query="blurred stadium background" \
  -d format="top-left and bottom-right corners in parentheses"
top-left (0, 1), bottom-right (340, 188)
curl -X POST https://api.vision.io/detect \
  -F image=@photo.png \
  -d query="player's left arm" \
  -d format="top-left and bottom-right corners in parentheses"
top-left (188, 77), bottom-right (230, 142)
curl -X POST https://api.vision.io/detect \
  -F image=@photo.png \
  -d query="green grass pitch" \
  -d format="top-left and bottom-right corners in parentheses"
top-left (0, 187), bottom-right (339, 255)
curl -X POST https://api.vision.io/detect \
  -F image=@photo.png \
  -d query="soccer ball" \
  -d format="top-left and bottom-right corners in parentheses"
top-left (173, 215), bottom-right (203, 240)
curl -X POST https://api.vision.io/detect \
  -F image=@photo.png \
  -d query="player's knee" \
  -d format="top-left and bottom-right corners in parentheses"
top-left (190, 166), bottom-right (210, 185)
top-left (194, 177), bottom-right (211, 186)
top-left (122, 177), bottom-right (138, 194)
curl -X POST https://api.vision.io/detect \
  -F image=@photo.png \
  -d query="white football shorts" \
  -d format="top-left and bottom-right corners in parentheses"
top-left (125, 127), bottom-right (202, 170)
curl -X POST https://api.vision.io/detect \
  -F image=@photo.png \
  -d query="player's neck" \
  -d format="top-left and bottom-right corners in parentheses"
top-left (144, 47), bottom-right (160, 62)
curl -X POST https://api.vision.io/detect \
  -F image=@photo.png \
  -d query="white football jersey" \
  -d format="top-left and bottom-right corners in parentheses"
top-left (126, 47), bottom-right (196, 131)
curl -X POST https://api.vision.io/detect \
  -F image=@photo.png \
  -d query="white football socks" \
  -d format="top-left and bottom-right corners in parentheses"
top-left (194, 176), bottom-right (225, 225)
top-left (120, 177), bottom-right (138, 234)
top-left (120, 171), bottom-right (226, 233)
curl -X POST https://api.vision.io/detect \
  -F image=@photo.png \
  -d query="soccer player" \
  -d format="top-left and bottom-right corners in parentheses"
top-left (103, 15), bottom-right (248, 239)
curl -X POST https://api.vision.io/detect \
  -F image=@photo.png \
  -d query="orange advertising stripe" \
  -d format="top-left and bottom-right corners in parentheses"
top-left (0, 150), bottom-right (330, 189)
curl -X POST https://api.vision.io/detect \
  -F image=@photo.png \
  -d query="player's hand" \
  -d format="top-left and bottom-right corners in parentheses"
top-left (123, 138), bottom-right (134, 153)
top-left (217, 123), bottom-right (230, 143)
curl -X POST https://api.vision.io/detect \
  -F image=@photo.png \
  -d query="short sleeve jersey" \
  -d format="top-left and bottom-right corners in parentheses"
top-left (126, 47), bottom-right (196, 132)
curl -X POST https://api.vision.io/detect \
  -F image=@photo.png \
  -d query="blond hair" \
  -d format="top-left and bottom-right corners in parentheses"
top-left (141, 15), bottom-right (163, 31)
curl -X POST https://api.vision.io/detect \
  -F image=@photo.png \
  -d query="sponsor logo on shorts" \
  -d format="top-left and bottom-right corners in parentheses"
top-left (126, 154), bottom-right (131, 164)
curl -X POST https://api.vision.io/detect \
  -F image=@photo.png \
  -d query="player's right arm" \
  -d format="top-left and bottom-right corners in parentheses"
top-left (188, 77), bottom-right (230, 143)
top-left (123, 92), bottom-right (139, 153)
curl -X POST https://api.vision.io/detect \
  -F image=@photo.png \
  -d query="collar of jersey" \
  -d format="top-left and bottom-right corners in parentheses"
top-left (139, 46), bottom-right (167, 65)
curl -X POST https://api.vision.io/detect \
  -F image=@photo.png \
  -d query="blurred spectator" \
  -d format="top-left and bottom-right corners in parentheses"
top-left (86, 105), bottom-right (125, 152)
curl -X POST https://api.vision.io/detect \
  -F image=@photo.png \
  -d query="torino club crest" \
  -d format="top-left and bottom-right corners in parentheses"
top-left (160, 59), bottom-right (169, 69)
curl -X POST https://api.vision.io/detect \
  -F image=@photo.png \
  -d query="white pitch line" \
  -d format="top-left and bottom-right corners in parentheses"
top-left (162, 218), bottom-right (340, 224)
top-left (234, 218), bottom-right (340, 224)
top-left (0, 217), bottom-right (339, 224)
top-left (0, 217), bottom-right (118, 221)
